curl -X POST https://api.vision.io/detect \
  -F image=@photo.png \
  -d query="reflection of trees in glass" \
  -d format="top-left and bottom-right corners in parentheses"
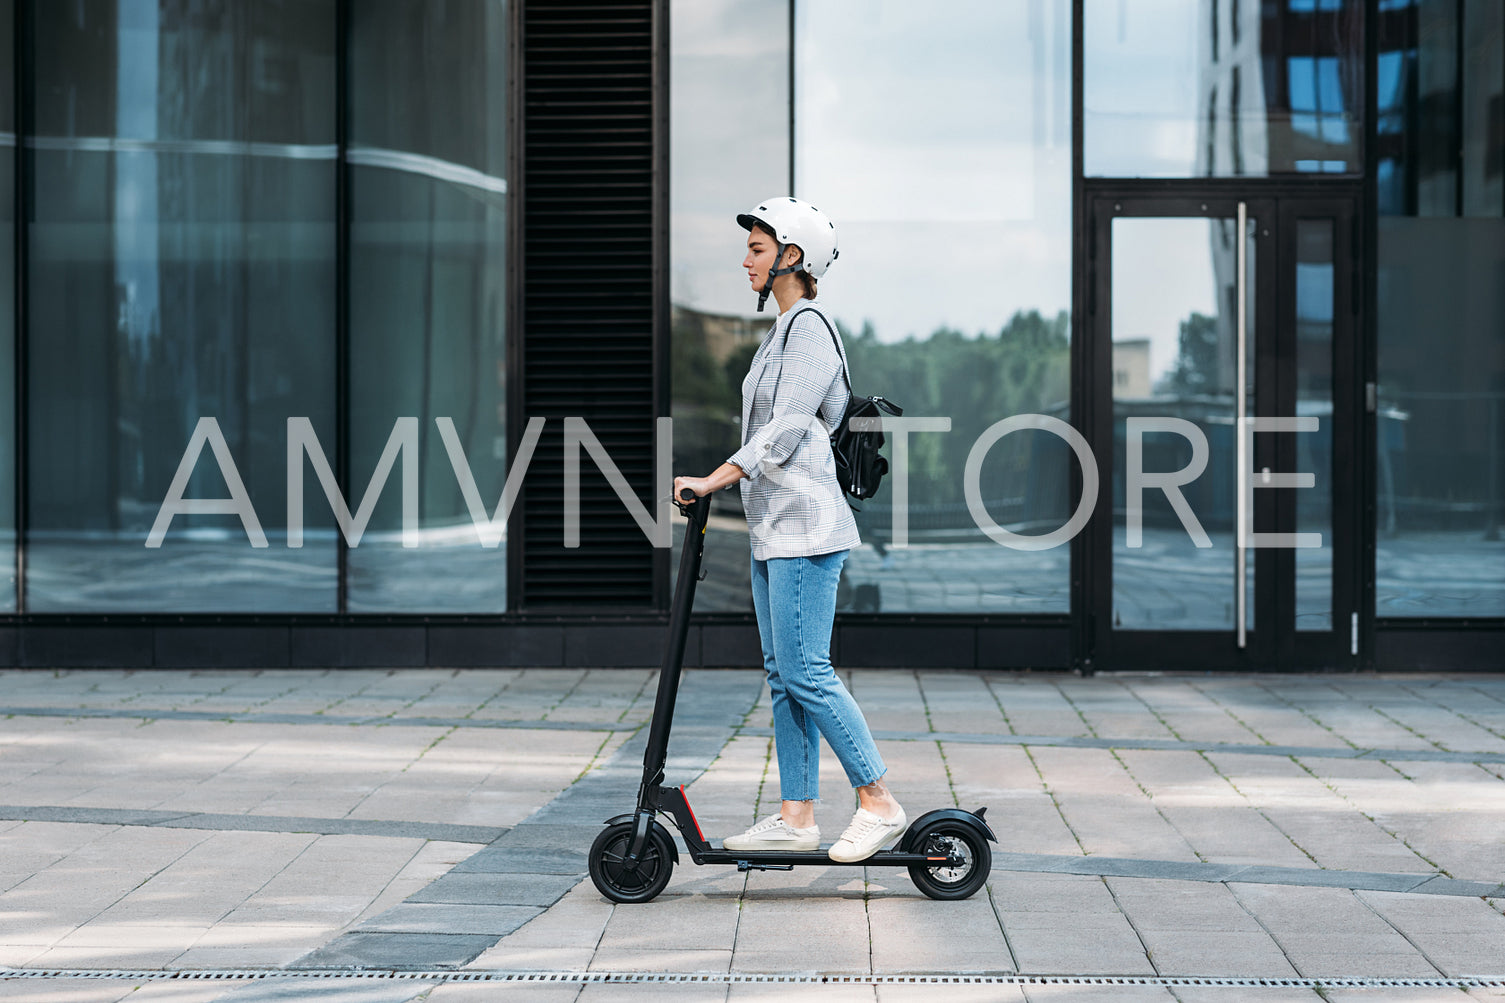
top-left (842, 310), bottom-right (1070, 509)
top-left (1157, 312), bottom-right (1224, 396)
top-left (670, 306), bottom-right (1071, 513)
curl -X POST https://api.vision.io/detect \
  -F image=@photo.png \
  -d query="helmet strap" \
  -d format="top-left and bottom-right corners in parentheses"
top-left (756, 241), bottom-right (802, 313)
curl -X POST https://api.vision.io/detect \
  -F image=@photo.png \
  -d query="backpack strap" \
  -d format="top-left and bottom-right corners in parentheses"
top-left (781, 306), bottom-right (853, 398)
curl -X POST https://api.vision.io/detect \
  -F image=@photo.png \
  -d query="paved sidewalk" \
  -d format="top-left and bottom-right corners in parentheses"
top-left (2, 669), bottom-right (1505, 1001)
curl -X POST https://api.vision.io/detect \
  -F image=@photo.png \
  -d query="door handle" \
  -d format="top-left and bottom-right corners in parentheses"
top-left (1236, 202), bottom-right (1248, 650)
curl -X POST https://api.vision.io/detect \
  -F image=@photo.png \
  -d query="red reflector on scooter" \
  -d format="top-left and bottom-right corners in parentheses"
top-left (679, 785), bottom-right (707, 842)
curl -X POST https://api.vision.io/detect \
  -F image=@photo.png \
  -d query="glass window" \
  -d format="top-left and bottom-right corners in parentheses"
top-left (345, 0), bottom-right (509, 612)
top-left (1376, 0), bottom-right (1505, 618)
top-left (1294, 218), bottom-right (1334, 631)
top-left (668, 0), bottom-right (790, 610)
top-left (1378, 0), bottom-right (1503, 216)
top-left (797, 0), bottom-right (1073, 614)
top-left (1085, 0), bottom-right (1364, 177)
top-left (1, 0), bottom-right (13, 610)
top-left (1110, 217), bottom-right (1255, 631)
top-left (25, 0), bottom-right (338, 612)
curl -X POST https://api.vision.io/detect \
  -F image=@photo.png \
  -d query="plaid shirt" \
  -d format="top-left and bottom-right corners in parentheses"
top-left (726, 299), bottom-right (861, 561)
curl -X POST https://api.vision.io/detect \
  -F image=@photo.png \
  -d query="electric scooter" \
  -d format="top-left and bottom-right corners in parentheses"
top-left (587, 489), bottom-right (996, 904)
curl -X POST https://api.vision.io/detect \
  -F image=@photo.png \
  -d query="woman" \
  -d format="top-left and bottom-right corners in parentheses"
top-left (673, 197), bottom-right (903, 863)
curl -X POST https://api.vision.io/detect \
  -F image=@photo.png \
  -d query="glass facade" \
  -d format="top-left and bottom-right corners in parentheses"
top-left (1375, 0), bottom-right (1505, 618)
top-left (346, 0), bottom-right (509, 612)
top-left (671, 0), bottom-right (1073, 614)
top-left (1110, 216), bottom-right (1256, 631)
top-left (668, 0), bottom-right (789, 610)
top-left (1084, 0), bottom-right (1365, 177)
top-left (11, 0), bottom-right (508, 614)
top-left (0, 0), bottom-right (1496, 661)
top-left (26, 0), bottom-right (338, 612)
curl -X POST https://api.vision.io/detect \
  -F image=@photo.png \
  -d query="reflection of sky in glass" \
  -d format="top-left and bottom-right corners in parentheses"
top-left (795, 0), bottom-right (1071, 342)
top-left (669, 0), bottom-right (788, 318)
top-left (1083, 0), bottom-right (1202, 177)
top-left (1288, 56), bottom-right (1350, 144)
top-left (1296, 263), bottom-right (1334, 322)
top-left (1111, 218), bottom-right (1220, 387)
top-left (670, 0), bottom-right (1069, 343)
top-left (1376, 51), bottom-right (1406, 120)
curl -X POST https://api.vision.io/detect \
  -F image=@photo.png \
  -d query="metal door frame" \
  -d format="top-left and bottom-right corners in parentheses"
top-left (1079, 182), bottom-right (1363, 672)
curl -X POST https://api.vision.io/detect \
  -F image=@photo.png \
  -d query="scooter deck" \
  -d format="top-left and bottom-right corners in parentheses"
top-left (693, 848), bottom-right (952, 868)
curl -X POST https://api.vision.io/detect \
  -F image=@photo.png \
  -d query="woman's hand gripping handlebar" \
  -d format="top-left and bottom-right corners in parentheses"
top-left (674, 486), bottom-right (710, 526)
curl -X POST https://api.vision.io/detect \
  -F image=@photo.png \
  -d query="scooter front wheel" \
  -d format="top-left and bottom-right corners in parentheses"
top-left (588, 821), bottom-right (675, 903)
top-left (907, 818), bottom-right (991, 900)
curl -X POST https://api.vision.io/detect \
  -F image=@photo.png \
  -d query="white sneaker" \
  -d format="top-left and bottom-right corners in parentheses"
top-left (828, 806), bottom-right (906, 862)
top-left (722, 813), bottom-right (820, 852)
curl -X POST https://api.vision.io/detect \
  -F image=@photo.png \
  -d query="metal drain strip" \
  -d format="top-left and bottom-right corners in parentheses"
top-left (5, 969), bottom-right (1505, 988)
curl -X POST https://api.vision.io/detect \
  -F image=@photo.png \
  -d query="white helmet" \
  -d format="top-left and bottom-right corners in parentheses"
top-left (737, 196), bottom-right (839, 311)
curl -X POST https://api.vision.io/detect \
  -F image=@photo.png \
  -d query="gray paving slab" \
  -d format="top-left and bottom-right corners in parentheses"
top-left (0, 806), bottom-right (505, 844)
top-left (354, 904), bottom-right (542, 937)
top-left (6, 669), bottom-right (1505, 986)
top-left (296, 933), bottom-right (500, 969)
top-left (405, 872), bottom-right (581, 907)
top-left (293, 669), bottom-right (765, 971)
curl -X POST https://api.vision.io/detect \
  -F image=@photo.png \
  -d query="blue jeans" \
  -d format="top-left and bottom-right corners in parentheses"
top-left (750, 550), bottom-right (887, 801)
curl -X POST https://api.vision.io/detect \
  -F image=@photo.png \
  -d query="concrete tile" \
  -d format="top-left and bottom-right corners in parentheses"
top-left (466, 943), bottom-right (597, 970)
top-left (587, 947), bottom-right (732, 973)
top-left (595, 895), bottom-right (740, 953)
top-left (1003, 918), bottom-right (1154, 976)
top-left (732, 898), bottom-right (872, 971)
top-left (491, 884), bottom-right (614, 949)
top-left (732, 987), bottom-right (874, 1003)
top-left (426, 986), bottom-right (580, 1003)
top-left (296, 932), bottom-right (498, 968)
top-left (407, 872), bottom-right (582, 907)
top-left (1106, 878), bottom-right (1266, 933)
top-left (1358, 890), bottom-right (1505, 975)
top-left (1135, 929), bottom-right (1297, 977)
top-left (866, 896), bottom-right (1013, 974)
top-left (731, 949), bottom-right (868, 975)
top-left (577, 985), bottom-right (727, 1003)
top-left (1288, 951), bottom-right (1441, 977)
top-left (989, 873), bottom-right (1121, 914)
top-left (876, 987), bottom-right (1025, 1003)
top-left (21, 945), bottom-right (186, 968)
top-left (0, 982), bottom-right (143, 1003)
top-left (99, 985), bottom-right (232, 1003)
top-left (356, 903), bottom-right (541, 936)
top-left (53, 923), bottom-right (209, 950)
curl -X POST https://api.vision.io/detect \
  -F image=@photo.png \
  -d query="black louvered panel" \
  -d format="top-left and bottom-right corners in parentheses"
top-left (519, 0), bottom-right (660, 609)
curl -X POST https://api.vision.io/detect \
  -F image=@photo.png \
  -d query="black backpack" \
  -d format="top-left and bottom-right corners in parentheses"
top-left (784, 308), bottom-right (903, 504)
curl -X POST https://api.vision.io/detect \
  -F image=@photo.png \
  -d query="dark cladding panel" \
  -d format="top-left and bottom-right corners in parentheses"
top-left (518, 0), bottom-right (661, 609)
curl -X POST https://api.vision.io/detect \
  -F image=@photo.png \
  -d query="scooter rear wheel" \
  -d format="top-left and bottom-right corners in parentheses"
top-left (907, 818), bottom-right (991, 900)
top-left (588, 821), bottom-right (675, 904)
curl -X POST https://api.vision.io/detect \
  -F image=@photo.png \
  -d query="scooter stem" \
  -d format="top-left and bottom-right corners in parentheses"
top-left (638, 492), bottom-right (711, 804)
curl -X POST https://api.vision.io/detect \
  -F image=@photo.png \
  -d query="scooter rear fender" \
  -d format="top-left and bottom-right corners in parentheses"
top-left (603, 812), bottom-right (681, 863)
top-left (897, 807), bottom-right (997, 852)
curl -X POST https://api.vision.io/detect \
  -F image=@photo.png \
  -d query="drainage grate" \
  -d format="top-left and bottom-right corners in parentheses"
top-left (4, 969), bottom-right (1505, 989)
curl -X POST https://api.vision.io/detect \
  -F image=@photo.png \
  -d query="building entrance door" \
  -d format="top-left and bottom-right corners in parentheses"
top-left (1084, 193), bottom-right (1361, 672)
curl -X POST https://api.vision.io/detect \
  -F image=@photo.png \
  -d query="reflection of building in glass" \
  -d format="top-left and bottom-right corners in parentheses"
top-left (1111, 338), bottom-right (1151, 398)
top-left (1194, 0), bottom-right (1362, 175)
